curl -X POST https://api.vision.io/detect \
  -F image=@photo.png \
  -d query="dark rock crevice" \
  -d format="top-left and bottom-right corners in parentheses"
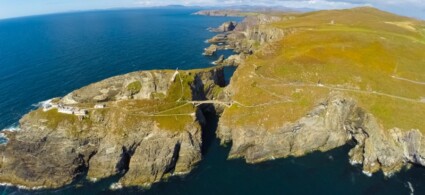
top-left (115, 143), bottom-right (139, 174)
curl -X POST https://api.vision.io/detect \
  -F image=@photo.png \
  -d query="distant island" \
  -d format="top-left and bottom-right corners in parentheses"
top-left (1, 7), bottom-right (425, 190)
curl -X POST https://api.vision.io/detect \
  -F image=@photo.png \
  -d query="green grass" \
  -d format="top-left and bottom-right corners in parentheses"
top-left (221, 7), bottom-right (425, 132)
top-left (126, 81), bottom-right (142, 94)
top-left (23, 69), bottom-right (213, 134)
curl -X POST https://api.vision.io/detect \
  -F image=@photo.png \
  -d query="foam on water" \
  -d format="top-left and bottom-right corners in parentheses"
top-left (408, 181), bottom-right (415, 195)
top-left (2, 124), bottom-right (21, 132)
top-left (0, 123), bottom-right (21, 144)
top-left (0, 133), bottom-right (8, 145)
top-left (0, 182), bottom-right (46, 190)
top-left (31, 98), bottom-right (53, 108)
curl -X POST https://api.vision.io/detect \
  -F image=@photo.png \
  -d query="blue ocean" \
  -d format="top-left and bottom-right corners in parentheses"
top-left (0, 8), bottom-right (424, 195)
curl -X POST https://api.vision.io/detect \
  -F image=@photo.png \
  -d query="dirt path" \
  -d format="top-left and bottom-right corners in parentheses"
top-left (392, 76), bottom-right (425, 86)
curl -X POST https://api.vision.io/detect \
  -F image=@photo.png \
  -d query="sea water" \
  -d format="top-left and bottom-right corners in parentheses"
top-left (0, 8), bottom-right (424, 195)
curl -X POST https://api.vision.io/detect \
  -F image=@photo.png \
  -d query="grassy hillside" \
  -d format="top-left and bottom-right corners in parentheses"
top-left (222, 7), bottom-right (425, 131)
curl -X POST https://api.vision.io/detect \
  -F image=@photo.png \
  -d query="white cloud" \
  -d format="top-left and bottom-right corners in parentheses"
top-left (0, 0), bottom-right (423, 20)
top-left (138, 0), bottom-right (422, 19)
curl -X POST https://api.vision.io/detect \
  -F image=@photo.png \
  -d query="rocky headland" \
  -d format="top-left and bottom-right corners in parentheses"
top-left (193, 10), bottom-right (246, 17)
top-left (0, 68), bottom-right (226, 189)
top-left (1, 7), bottom-right (425, 190)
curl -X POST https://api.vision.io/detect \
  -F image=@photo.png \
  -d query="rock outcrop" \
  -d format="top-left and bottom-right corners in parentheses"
top-left (0, 68), bottom-right (225, 189)
top-left (205, 14), bottom-right (291, 66)
top-left (203, 44), bottom-right (219, 56)
top-left (209, 21), bottom-right (237, 32)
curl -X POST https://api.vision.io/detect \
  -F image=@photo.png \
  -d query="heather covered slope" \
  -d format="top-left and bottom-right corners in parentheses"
top-left (218, 7), bottom-right (425, 175)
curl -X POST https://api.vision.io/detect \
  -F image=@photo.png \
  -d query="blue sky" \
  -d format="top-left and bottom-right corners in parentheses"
top-left (0, 0), bottom-right (424, 20)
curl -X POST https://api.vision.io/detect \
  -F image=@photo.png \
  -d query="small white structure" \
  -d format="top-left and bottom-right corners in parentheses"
top-left (42, 100), bottom-right (88, 117)
top-left (94, 104), bottom-right (106, 109)
top-left (57, 105), bottom-right (88, 116)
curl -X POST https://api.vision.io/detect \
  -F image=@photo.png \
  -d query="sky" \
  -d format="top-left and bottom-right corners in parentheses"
top-left (0, 0), bottom-right (424, 20)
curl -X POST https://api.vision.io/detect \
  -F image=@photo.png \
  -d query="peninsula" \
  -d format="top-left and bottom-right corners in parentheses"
top-left (1, 7), bottom-right (425, 190)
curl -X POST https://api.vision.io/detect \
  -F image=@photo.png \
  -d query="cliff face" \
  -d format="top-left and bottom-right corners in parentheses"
top-left (207, 14), bottom-right (290, 66)
top-left (0, 68), bottom-right (225, 189)
top-left (208, 14), bottom-right (286, 47)
top-left (218, 93), bottom-right (425, 175)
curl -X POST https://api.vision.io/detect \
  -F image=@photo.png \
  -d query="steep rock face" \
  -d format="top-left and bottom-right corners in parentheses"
top-left (206, 15), bottom-right (290, 66)
top-left (218, 92), bottom-right (425, 175)
top-left (218, 94), bottom-right (354, 163)
top-left (347, 112), bottom-right (425, 175)
top-left (0, 127), bottom-right (94, 189)
top-left (119, 124), bottom-right (201, 186)
top-left (0, 68), bottom-right (225, 189)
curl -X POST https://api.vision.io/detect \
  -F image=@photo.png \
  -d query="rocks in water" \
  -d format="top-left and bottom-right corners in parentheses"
top-left (213, 54), bottom-right (244, 66)
top-left (213, 55), bottom-right (225, 65)
top-left (0, 68), bottom-right (226, 189)
top-left (206, 14), bottom-right (288, 55)
top-left (209, 21), bottom-right (237, 33)
top-left (204, 14), bottom-right (288, 67)
top-left (203, 44), bottom-right (218, 56)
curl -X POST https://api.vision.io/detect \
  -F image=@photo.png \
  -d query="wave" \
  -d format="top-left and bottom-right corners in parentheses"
top-left (407, 181), bottom-right (414, 195)
top-left (2, 123), bottom-right (21, 132)
top-left (31, 98), bottom-right (53, 108)
top-left (0, 182), bottom-right (46, 190)
top-left (362, 170), bottom-right (372, 177)
top-left (0, 123), bottom-right (21, 145)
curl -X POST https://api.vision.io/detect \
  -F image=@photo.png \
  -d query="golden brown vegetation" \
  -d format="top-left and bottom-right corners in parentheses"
top-left (222, 7), bottom-right (425, 131)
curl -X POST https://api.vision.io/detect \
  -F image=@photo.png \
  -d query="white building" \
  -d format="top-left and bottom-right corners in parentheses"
top-left (94, 104), bottom-right (106, 109)
top-left (42, 100), bottom-right (88, 117)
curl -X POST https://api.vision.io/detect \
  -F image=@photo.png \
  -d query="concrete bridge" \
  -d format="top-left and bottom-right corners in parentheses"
top-left (187, 100), bottom-right (233, 107)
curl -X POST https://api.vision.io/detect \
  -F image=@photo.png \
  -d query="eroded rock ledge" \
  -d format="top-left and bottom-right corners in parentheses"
top-left (0, 67), bottom-right (225, 189)
top-left (204, 14), bottom-right (294, 66)
top-left (218, 93), bottom-right (425, 176)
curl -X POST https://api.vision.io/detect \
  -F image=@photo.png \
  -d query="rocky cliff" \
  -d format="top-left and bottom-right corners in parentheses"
top-left (0, 68), bottom-right (225, 189)
top-left (218, 93), bottom-right (425, 176)
top-left (205, 14), bottom-right (292, 66)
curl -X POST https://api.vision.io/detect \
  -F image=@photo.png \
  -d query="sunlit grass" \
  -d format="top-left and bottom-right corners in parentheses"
top-left (222, 7), bottom-right (425, 132)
